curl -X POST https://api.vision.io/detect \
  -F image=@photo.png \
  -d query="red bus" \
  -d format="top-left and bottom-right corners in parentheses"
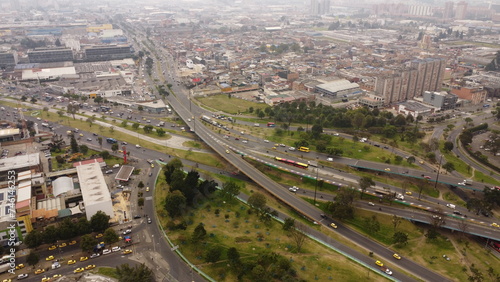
top-left (274, 157), bottom-right (309, 169)
top-left (267, 122), bottom-right (275, 127)
top-left (490, 241), bottom-right (500, 253)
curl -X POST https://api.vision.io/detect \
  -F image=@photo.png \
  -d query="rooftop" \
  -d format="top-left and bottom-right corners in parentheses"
top-left (0, 153), bottom-right (40, 173)
top-left (77, 163), bottom-right (111, 206)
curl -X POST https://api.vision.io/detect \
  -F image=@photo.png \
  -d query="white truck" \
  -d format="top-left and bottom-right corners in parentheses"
top-left (459, 179), bottom-right (472, 186)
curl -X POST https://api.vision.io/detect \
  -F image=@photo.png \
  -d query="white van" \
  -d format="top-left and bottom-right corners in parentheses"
top-left (446, 203), bottom-right (456, 209)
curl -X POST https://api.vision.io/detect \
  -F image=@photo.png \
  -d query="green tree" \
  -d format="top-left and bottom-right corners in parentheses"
top-left (21, 96), bottom-right (27, 102)
top-left (121, 121), bottom-right (128, 128)
top-left (76, 217), bottom-right (92, 235)
top-left (116, 263), bottom-right (154, 282)
top-left (204, 245), bottom-right (223, 263)
top-left (103, 228), bottom-right (120, 244)
top-left (90, 211), bottom-right (110, 232)
top-left (393, 231), bottom-right (408, 246)
top-left (289, 222), bottom-right (307, 252)
top-left (24, 230), bottom-right (43, 248)
top-left (443, 141), bottom-right (454, 151)
top-left (57, 110), bottom-right (65, 117)
top-left (221, 181), bottom-right (241, 201)
top-left (442, 162), bottom-right (455, 173)
top-left (111, 143), bottom-right (119, 153)
top-left (138, 105), bottom-right (144, 111)
top-left (43, 225), bottom-right (60, 244)
top-left (70, 135), bottom-right (79, 153)
top-left (364, 215), bottom-right (380, 234)
top-left (86, 117), bottom-right (95, 127)
top-left (407, 156), bottom-right (416, 165)
top-left (138, 181), bottom-right (145, 189)
top-left (100, 150), bottom-right (110, 159)
top-left (132, 123), bottom-right (140, 130)
top-left (227, 247), bottom-right (241, 267)
top-left (164, 190), bottom-right (186, 217)
top-left (94, 96), bottom-right (103, 104)
top-left (358, 176), bottom-right (375, 199)
top-left (80, 234), bottom-right (98, 252)
top-left (143, 125), bottom-right (154, 133)
top-left (191, 223), bottom-right (207, 243)
top-left (138, 197), bottom-right (144, 208)
top-left (247, 192), bottom-right (267, 210)
top-left (156, 128), bottom-right (166, 137)
top-left (26, 251), bottom-right (39, 266)
top-left (283, 218), bottom-right (295, 231)
top-left (98, 137), bottom-right (103, 148)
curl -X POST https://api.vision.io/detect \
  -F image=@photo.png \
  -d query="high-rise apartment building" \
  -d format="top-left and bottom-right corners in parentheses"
top-left (375, 58), bottom-right (445, 105)
top-left (0, 51), bottom-right (18, 68)
top-left (456, 1), bottom-right (468, 20)
top-left (28, 47), bottom-right (74, 63)
top-left (311, 0), bottom-right (330, 15)
top-left (444, 1), bottom-right (454, 19)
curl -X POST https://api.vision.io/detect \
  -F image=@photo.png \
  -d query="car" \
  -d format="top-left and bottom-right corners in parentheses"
top-left (15, 264), bottom-right (25, 270)
top-left (102, 249), bottom-right (111, 255)
top-left (453, 210), bottom-right (463, 215)
top-left (48, 245), bottom-right (57, 251)
top-left (264, 140), bottom-right (269, 143)
top-left (151, 163), bottom-right (154, 168)
top-left (79, 133), bottom-right (84, 137)
top-left (105, 170), bottom-right (113, 174)
top-left (327, 157), bottom-right (333, 161)
top-left (333, 133), bottom-right (340, 136)
top-left (85, 265), bottom-right (96, 270)
top-left (147, 218), bottom-right (152, 224)
top-left (272, 147), bottom-right (277, 150)
top-left (52, 274), bottom-right (62, 278)
top-left (67, 260), bottom-right (76, 265)
top-left (89, 253), bottom-right (100, 259)
top-left (16, 274), bottom-right (28, 280)
top-left (424, 176), bottom-right (432, 179)
top-left (158, 158), bottom-right (165, 162)
top-left (123, 229), bottom-right (132, 235)
top-left (80, 256), bottom-right (88, 262)
top-left (330, 223), bottom-right (338, 229)
top-left (121, 141), bottom-right (128, 145)
top-left (146, 187), bottom-right (150, 192)
top-left (112, 246), bottom-right (121, 252)
top-left (320, 214), bottom-right (327, 219)
top-left (133, 215), bottom-right (141, 219)
top-left (491, 223), bottom-right (500, 228)
top-left (86, 138), bottom-right (92, 141)
top-left (226, 150), bottom-right (230, 154)
top-left (419, 160), bottom-right (424, 164)
top-left (405, 191), bottom-right (413, 195)
top-left (375, 260), bottom-right (384, 267)
top-left (135, 144), bottom-right (141, 148)
top-left (384, 168), bottom-right (391, 171)
top-left (242, 140), bottom-right (248, 143)
top-left (368, 202), bottom-right (375, 206)
top-left (393, 253), bottom-right (401, 260)
top-left (41, 278), bottom-right (50, 282)
top-left (93, 133), bottom-right (98, 136)
top-left (95, 233), bottom-right (103, 238)
top-left (45, 255), bottom-right (55, 261)
top-left (74, 268), bottom-right (85, 273)
top-left (34, 269), bottom-right (45, 275)
top-left (288, 186), bottom-right (298, 192)
top-left (58, 243), bottom-right (67, 248)
top-left (122, 249), bottom-right (133, 255)
top-left (384, 268), bottom-right (393, 276)
top-left (235, 137), bottom-right (239, 140)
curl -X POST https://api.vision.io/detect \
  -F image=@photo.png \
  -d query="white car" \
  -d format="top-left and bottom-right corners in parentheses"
top-left (112, 246), bottom-right (121, 252)
top-left (289, 186), bottom-right (299, 192)
top-left (135, 144), bottom-right (141, 148)
top-left (327, 157), bottom-right (333, 161)
top-left (264, 140), bottom-right (269, 143)
top-left (102, 249), bottom-right (111, 255)
top-left (242, 140), bottom-right (248, 143)
top-left (17, 273), bottom-right (29, 280)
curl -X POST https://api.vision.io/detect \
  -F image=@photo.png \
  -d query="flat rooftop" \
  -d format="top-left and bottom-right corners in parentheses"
top-left (115, 165), bottom-right (134, 182)
top-left (0, 153), bottom-right (40, 173)
top-left (76, 163), bottom-right (111, 206)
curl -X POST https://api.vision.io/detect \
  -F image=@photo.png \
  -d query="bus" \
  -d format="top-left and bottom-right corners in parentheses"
top-left (274, 157), bottom-right (309, 169)
top-left (267, 122), bottom-right (275, 127)
top-left (298, 147), bottom-right (310, 152)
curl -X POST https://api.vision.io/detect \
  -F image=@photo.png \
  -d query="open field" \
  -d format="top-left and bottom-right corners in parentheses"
top-left (195, 94), bottom-right (268, 115)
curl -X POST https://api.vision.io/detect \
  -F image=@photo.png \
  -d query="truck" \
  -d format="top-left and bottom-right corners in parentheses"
top-left (459, 179), bottom-right (472, 186)
top-left (0, 263), bottom-right (9, 274)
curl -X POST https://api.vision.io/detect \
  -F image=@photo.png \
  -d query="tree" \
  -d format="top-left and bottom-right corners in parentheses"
top-left (55, 38), bottom-right (61, 46)
top-left (393, 231), bottom-right (408, 246)
top-left (24, 230), bottom-right (43, 248)
top-left (156, 128), bottom-right (166, 137)
top-left (443, 141), bottom-right (454, 151)
top-left (76, 217), bottom-right (92, 235)
top-left (247, 192), bottom-right (267, 210)
top-left (103, 228), bottom-right (120, 244)
top-left (30, 97), bottom-right (37, 104)
top-left (43, 225), bottom-right (59, 244)
top-left (26, 251), bottom-right (39, 266)
top-left (164, 190), bottom-right (186, 217)
top-left (80, 234), bottom-right (98, 252)
top-left (442, 162), bottom-right (455, 173)
top-left (94, 96), bottom-right (103, 104)
top-left (407, 156), bottom-right (416, 165)
top-left (111, 143), bottom-right (119, 153)
top-left (221, 181), bottom-right (241, 201)
top-left (90, 211), bottom-right (110, 232)
top-left (392, 215), bottom-right (402, 231)
top-left (364, 215), bottom-right (380, 234)
top-left (116, 263), bottom-right (154, 282)
top-left (21, 96), bottom-right (27, 102)
top-left (205, 245), bottom-right (223, 263)
top-left (289, 222), bottom-right (307, 252)
top-left (138, 105), bottom-right (144, 111)
top-left (98, 137), bottom-right (103, 148)
top-left (138, 181), bottom-right (145, 189)
top-left (100, 150), bottom-right (110, 159)
top-left (227, 247), bottom-right (241, 267)
top-left (191, 223), bottom-right (207, 243)
top-left (358, 176), bottom-right (375, 199)
top-left (283, 218), bottom-right (295, 231)
top-left (70, 135), bottom-right (79, 153)
top-left (79, 145), bottom-right (89, 155)
top-left (132, 123), bottom-right (140, 130)
top-left (143, 125), bottom-right (153, 134)
top-left (57, 110), bottom-right (65, 117)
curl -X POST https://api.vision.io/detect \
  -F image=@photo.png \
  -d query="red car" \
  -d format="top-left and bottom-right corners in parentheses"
top-left (424, 176), bottom-right (432, 179)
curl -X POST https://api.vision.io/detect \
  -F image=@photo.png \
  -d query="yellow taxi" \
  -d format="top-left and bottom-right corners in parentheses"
top-left (95, 233), bottom-right (103, 238)
top-left (272, 147), bottom-right (277, 150)
top-left (85, 264), bottom-right (96, 270)
top-left (69, 240), bottom-right (77, 245)
top-left (151, 163), bottom-right (154, 168)
top-left (34, 269), bottom-right (45, 275)
top-left (491, 223), bottom-right (499, 228)
top-left (393, 253), bottom-right (401, 260)
top-left (74, 268), bottom-right (84, 273)
top-left (80, 256), bottom-right (88, 262)
top-left (330, 223), bottom-right (337, 229)
top-left (79, 133), bottom-right (84, 137)
top-left (146, 187), bottom-right (150, 192)
top-left (15, 264), bottom-right (24, 269)
top-left (58, 243), bottom-right (67, 248)
top-left (122, 249), bottom-right (133, 255)
top-left (2, 279), bottom-right (11, 282)
top-left (375, 260), bottom-right (384, 267)
top-left (405, 191), bottom-right (412, 196)
top-left (45, 255), bottom-right (55, 261)
top-left (48, 245), bottom-right (57, 251)
top-left (67, 259), bottom-right (76, 265)
top-left (53, 274), bottom-right (62, 278)
top-left (41, 278), bottom-right (50, 282)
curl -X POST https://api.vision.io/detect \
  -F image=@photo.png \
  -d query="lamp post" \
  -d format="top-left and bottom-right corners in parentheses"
top-left (434, 154), bottom-right (444, 190)
top-left (313, 161), bottom-right (319, 205)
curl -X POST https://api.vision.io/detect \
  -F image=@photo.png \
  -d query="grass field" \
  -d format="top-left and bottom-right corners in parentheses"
top-left (196, 94), bottom-right (268, 115)
top-left (97, 267), bottom-right (119, 279)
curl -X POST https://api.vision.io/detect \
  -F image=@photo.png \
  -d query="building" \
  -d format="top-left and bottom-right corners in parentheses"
top-left (0, 51), bottom-right (18, 68)
top-left (450, 84), bottom-right (487, 105)
top-left (456, 1), bottom-right (468, 20)
top-left (315, 79), bottom-right (361, 98)
top-left (444, 1), bottom-right (454, 19)
top-left (359, 94), bottom-right (385, 108)
top-left (28, 48), bottom-right (74, 64)
top-left (397, 101), bottom-right (434, 118)
top-left (423, 91), bottom-right (458, 110)
top-left (76, 163), bottom-right (113, 221)
top-left (311, 0), bottom-right (330, 15)
top-left (84, 45), bottom-right (132, 62)
top-left (135, 99), bottom-right (167, 114)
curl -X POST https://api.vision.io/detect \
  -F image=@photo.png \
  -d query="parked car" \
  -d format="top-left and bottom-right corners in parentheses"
top-left (102, 249), bottom-right (111, 255)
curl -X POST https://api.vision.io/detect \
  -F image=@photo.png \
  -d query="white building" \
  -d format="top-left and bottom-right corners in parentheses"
top-left (76, 163), bottom-right (113, 221)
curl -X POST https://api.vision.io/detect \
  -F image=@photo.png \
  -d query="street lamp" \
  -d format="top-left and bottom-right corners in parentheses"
top-left (434, 154), bottom-right (444, 190)
top-left (313, 163), bottom-right (319, 205)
